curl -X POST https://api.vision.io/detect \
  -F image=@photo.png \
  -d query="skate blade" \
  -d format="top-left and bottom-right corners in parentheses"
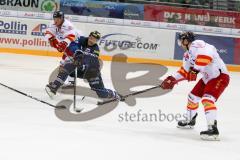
top-left (73, 96), bottom-right (85, 113)
top-left (177, 125), bottom-right (194, 129)
top-left (45, 87), bottom-right (55, 99)
top-left (200, 135), bottom-right (220, 141)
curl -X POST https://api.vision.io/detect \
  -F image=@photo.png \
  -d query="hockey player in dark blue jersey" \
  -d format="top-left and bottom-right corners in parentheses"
top-left (45, 31), bottom-right (123, 101)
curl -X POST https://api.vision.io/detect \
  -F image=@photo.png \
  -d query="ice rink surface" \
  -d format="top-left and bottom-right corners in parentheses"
top-left (0, 53), bottom-right (239, 160)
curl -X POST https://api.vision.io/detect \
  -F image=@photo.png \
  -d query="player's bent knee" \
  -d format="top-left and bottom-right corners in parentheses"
top-left (202, 96), bottom-right (217, 112)
top-left (188, 93), bottom-right (201, 104)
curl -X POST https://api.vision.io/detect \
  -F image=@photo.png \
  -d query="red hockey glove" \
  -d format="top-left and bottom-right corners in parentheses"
top-left (48, 37), bottom-right (59, 49)
top-left (57, 41), bottom-right (68, 52)
top-left (187, 67), bottom-right (199, 81)
top-left (161, 76), bottom-right (177, 89)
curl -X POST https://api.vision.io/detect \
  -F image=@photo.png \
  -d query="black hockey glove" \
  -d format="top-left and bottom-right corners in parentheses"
top-left (73, 50), bottom-right (84, 66)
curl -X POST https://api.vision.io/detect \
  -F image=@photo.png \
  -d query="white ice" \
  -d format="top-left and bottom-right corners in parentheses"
top-left (0, 53), bottom-right (239, 160)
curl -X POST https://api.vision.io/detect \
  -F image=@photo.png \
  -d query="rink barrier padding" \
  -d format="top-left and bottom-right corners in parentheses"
top-left (0, 48), bottom-right (239, 72)
top-left (0, 48), bottom-right (63, 57)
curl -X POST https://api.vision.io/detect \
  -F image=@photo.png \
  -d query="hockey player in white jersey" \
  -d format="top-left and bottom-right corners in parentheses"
top-left (45, 10), bottom-right (82, 86)
top-left (161, 31), bottom-right (230, 141)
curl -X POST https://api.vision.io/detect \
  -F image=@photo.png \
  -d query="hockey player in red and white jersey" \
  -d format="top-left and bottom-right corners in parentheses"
top-left (45, 10), bottom-right (82, 86)
top-left (161, 31), bottom-right (230, 141)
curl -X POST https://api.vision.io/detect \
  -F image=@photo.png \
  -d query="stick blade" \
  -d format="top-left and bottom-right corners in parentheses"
top-left (75, 108), bottom-right (84, 113)
top-left (55, 105), bottom-right (67, 109)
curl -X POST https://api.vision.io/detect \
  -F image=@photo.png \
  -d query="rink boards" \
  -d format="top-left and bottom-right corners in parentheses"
top-left (0, 12), bottom-right (240, 71)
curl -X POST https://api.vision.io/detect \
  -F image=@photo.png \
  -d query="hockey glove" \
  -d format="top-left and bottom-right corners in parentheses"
top-left (49, 37), bottom-right (59, 49)
top-left (73, 50), bottom-right (84, 66)
top-left (161, 76), bottom-right (177, 89)
top-left (187, 67), bottom-right (199, 81)
top-left (57, 41), bottom-right (68, 52)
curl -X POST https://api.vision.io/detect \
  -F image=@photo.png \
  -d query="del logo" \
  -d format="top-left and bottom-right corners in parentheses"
top-left (31, 24), bottom-right (47, 36)
top-left (0, 20), bottom-right (27, 35)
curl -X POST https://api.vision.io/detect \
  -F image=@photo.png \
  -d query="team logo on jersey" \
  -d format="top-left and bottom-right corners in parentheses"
top-left (31, 24), bottom-right (47, 36)
top-left (0, 20), bottom-right (27, 35)
top-left (41, 0), bottom-right (59, 12)
top-left (85, 48), bottom-right (91, 53)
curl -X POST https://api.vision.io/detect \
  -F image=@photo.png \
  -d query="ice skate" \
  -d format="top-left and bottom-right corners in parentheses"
top-left (177, 113), bottom-right (198, 129)
top-left (113, 91), bottom-right (125, 101)
top-left (61, 76), bottom-right (75, 89)
top-left (45, 82), bottom-right (57, 99)
top-left (200, 120), bottom-right (220, 141)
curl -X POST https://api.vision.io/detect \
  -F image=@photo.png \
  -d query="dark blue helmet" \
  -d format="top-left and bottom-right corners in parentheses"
top-left (53, 11), bottom-right (64, 19)
top-left (178, 31), bottom-right (195, 42)
top-left (89, 31), bottom-right (101, 40)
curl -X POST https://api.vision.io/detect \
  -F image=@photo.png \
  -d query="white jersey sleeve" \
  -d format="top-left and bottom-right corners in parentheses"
top-left (172, 51), bottom-right (191, 80)
top-left (45, 19), bottom-right (80, 46)
top-left (172, 40), bottom-right (228, 84)
top-left (189, 40), bottom-right (229, 83)
top-left (45, 22), bottom-right (56, 40)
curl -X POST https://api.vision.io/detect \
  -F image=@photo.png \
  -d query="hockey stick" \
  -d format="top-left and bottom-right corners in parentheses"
top-left (73, 67), bottom-right (84, 112)
top-left (73, 67), bottom-right (77, 110)
top-left (55, 48), bottom-right (85, 112)
top-left (97, 85), bottom-right (161, 105)
top-left (97, 78), bottom-right (185, 105)
top-left (0, 82), bottom-right (66, 109)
